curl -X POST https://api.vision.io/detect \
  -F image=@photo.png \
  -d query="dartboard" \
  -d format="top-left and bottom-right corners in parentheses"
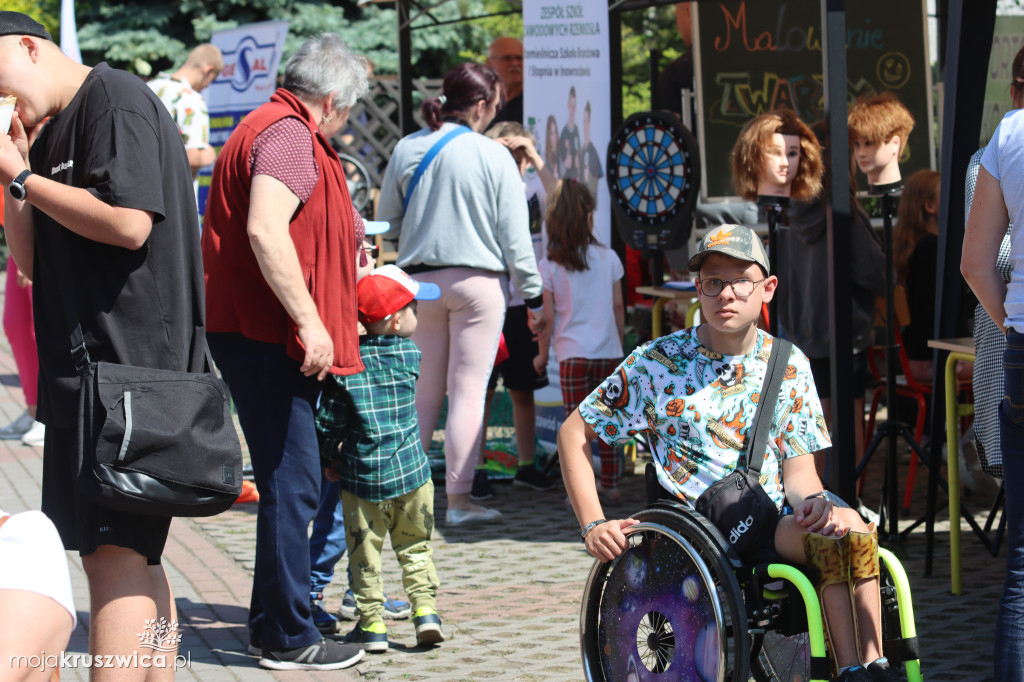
top-left (607, 111), bottom-right (700, 250)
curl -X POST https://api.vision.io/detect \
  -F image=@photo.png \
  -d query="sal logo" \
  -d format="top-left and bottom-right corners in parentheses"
top-left (218, 36), bottom-right (276, 93)
top-left (137, 618), bottom-right (183, 653)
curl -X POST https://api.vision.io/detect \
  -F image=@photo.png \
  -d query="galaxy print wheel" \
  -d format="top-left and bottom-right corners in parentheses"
top-left (580, 506), bottom-right (750, 681)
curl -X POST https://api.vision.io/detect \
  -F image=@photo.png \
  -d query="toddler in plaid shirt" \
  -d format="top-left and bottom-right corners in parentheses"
top-left (317, 265), bottom-right (445, 653)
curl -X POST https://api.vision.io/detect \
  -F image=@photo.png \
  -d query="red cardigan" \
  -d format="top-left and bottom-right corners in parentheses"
top-left (202, 89), bottom-right (362, 375)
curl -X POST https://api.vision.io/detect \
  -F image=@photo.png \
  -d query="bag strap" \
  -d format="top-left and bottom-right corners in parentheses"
top-left (402, 125), bottom-right (471, 214)
top-left (745, 337), bottom-right (792, 474)
top-left (48, 230), bottom-right (93, 377)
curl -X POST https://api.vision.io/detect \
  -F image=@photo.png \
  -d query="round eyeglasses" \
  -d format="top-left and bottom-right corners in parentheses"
top-left (697, 277), bottom-right (764, 297)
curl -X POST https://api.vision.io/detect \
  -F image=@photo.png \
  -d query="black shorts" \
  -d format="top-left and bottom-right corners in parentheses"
top-left (488, 305), bottom-right (549, 392)
top-left (41, 425), bottom-right (169, 565)
top-left (807, 349), bottom-right (868, 400)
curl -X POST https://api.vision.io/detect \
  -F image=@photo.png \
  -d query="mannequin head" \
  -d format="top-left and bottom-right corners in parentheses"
top-left (847, 92), bottom-right (915, 186)
top-left (731, 109), bottom-right (822, 201)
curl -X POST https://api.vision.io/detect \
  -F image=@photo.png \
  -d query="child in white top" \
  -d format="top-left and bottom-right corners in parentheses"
top-left (535, 179), bottom-right (625, 499)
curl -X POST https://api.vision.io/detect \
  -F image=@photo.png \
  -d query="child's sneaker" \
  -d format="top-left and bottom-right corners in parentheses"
top-left (413, 606), bottom-right (446, 647)
top-left (513, 463), bottom-right (556, 491)
top-left (344, 622), bottom-right (389, 653)
top-left (384, 595), bottom-right (412, 619)
top-left (867, 659), bottom-right (906, 682)
top-left (336, 589), bottom-right (412, 621)
top-left (310, 593), bottom-right (338, 634)
top-left (469, 469), bottom-right (495, 501)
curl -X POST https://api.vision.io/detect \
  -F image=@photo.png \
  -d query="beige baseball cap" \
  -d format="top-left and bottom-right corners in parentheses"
top-left (687, 224), bottom-right (770, 275)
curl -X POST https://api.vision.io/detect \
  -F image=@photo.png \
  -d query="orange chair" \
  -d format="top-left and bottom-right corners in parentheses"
top-left (859, 287), bottom-right (971, 511)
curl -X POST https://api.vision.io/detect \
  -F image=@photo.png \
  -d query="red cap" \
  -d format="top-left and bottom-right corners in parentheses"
top-left (357, 264), bottom-right (440, 325)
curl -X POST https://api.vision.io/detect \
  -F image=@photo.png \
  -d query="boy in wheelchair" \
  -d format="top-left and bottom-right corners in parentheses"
top-left (560, 225), bottom-right (904, 682)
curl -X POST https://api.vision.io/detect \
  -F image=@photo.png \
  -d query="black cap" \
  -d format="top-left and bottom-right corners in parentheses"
top-left (0, 12), bottom-right (53, 42)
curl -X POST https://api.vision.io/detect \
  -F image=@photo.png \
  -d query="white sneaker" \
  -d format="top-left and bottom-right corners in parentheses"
top-left (445, 507), bottom-right (502, 526)
top-left (21, 421), bottom-right (45, 447)
top-left (0, 411), bottom-right (34, 440)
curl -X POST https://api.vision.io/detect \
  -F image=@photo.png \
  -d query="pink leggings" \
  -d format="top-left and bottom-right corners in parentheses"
top-left (3, 257), bottom-right (37, 407)
top-left (412, 268), bottom-right (507, 496)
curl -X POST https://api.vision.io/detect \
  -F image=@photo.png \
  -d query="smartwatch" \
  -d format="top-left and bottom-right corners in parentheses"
top-left (9, 170), bottom-right (31, 201)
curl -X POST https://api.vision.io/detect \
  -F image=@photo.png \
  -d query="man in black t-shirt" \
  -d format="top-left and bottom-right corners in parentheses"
top-left (0, 12), bottom-right (203, 674)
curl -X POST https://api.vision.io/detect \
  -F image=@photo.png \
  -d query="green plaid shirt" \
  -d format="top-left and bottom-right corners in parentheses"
top-left (316, 335), bottom-right (430, 502)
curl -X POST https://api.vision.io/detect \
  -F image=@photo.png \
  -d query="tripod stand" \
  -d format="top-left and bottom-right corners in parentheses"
top-left (757, 195), bottom-right (787, 336)
top-left (854, 180), bottom-right (929, 542)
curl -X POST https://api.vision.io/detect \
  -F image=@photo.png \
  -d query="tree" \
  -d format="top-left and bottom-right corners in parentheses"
top-left (619, 4), bottom-right (687, 119)
top-left (64, 0), bottom-right (518, 78)
top-left (7, 0), bottom-right (59, 37)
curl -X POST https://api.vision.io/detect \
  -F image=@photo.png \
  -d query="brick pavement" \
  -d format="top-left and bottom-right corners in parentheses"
top-left (0, 328), bottom-right (1008, 681)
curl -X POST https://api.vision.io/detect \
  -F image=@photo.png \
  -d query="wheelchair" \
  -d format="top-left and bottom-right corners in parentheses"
top-left (579, 466), bottom-right (923, 681)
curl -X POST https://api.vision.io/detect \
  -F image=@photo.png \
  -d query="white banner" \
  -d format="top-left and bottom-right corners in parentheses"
top-left (200, 21), bottom-right (290, 215)
top-left (522, 2), bottom-right (611, 247)
top-left (522, 3), bottom-right (611, 447)
top-left (60, 0), bottom-right (81, 63)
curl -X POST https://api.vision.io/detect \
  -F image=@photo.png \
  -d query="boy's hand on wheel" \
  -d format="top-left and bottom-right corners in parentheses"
top-left (585, 518), bottom-right (640, 562)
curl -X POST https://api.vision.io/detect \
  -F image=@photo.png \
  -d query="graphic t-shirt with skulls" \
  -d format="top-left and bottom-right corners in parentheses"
top-left (578, 327), bottom-right (831, 510)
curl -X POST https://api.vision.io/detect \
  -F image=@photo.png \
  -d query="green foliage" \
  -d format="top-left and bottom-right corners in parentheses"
top-left (7, 0), bottom-right (59, 37)
top-left (619, 4), bottom-right (687, 119)
top-left (64, 0), bottom-right (520, 78)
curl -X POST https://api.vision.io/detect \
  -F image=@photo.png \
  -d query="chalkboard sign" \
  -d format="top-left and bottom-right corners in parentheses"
top-left (693, 0), bottom-right (932, 200)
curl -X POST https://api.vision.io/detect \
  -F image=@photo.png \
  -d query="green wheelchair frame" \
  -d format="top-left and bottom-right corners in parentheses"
top-left (579, 474), bottom-right (923, 681)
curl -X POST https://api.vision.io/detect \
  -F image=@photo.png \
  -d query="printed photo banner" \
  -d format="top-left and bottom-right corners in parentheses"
top-left (523, 1), bottom-right (611, 246)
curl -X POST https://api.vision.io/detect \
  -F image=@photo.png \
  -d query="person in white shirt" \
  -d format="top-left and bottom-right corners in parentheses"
top-left (148, 44), bottom-right (223, 182)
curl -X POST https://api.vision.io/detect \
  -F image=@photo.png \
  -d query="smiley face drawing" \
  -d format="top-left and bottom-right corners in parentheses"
top-left (877, 52), bottom-right (910, 89)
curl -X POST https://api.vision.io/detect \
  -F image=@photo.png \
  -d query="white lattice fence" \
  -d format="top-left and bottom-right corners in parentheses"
top-left (331, 77), bottom-right (443, 190)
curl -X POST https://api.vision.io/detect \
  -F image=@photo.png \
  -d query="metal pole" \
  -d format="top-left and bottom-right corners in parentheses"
top-left (397, 0), bottom-right (416, 136)
top-left (821, 0), bottom-right (855, 502)
top-left (928, 0), bottom-right (997, 575)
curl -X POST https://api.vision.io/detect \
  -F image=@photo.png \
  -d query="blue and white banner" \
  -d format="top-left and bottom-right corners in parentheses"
top-left (201, 21), bottom-right (290, 215)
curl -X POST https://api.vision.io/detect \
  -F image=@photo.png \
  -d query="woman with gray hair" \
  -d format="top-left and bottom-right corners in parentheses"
top-left (201, 33), bottom-right (369, 671)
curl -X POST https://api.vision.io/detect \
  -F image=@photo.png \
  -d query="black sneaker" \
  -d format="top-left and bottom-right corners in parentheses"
top-left (469, 469), bottom-right (495, 501)
top-left (513, 463), bottom-right (556, 491)
top-left (259, 637), bottom-right (365, 671)
top-left (836, 665), bottom-right (874, 682)
top-left (867, 659), bottom-right (906, 682)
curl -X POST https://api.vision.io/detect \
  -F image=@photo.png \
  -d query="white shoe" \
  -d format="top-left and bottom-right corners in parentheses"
top-left (0, 411), bottom-right (34, 439)
top-left (21, 421), bottom-right (45, 447)
top-left (445, 507), bottom-right (502, 526)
